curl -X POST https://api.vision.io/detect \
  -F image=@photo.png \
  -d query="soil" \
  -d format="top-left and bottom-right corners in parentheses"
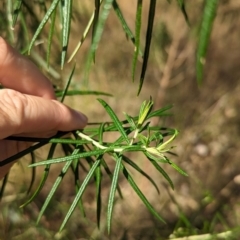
top-left (1, 1), bottom-right (240, 239)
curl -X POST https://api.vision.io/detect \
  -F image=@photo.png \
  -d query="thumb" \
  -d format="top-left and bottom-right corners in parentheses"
top-left (0, 89), bottom-right (87, 139)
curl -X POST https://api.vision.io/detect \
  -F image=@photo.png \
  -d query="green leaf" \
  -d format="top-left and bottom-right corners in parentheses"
top-left (101, 159), bottom-right (123, 199)
top-left (122, 155), bottom-right (160, 194)
top-left (36, 147), bottom-right (81, 223)
top-left (95, 161), bottom-right (102, 228)
top-left (37, 160), bottom-right (73, 224)
top-left (157, 129), bottom-right (178, 151)
top-left (60, 159), bottom-right (101, 231)
top-left (85, 0), bottom-right (114, 78)
top-left (0, 173), bottom-right (9, 201)
top-left (27, 152), bottom-right (36, 195)
top-left (196, 0), bottom-right (218, 84)
top-left (138, 98), bottom-right (153, 127)
top-left (6, 0), bottom-right (14, 43)
top-left (122, 165), bottom-right (166, 223)
top-left (61, 0), bottom-right (72, 68)
top-left (55, 90), bottom-right (112, 98)
top-left (98, 99), bottom-right (130, 144)
top-left (145, 152), bottom-right (168, 163)
top-left (147, 104), bottom-right (173, 119)
top-left (46, 8), bottom-right (57, 68)
top-left (168, 159), bottom-right (188, 176)
top-left (138, 0), bottom-right (156, 95)
top-left (20, 144), bottom-right (57, 208)
top-left (29, 149), bottom-right (107, 167)
top-left (12, 0), bottom-right (23, 27)
top-left (112, 0), bottom-right (143, 58)
top-left (67, 0), bottom-right (104, 63)
top-left (1, 132), bottom-right (68, 167)
top-left (176, 0), bottom-right (189, 26)
top-left (147, 155), bottom-right (174, 189)
top-left (71, 162), bottom-right (86, 218)
top-left (107, 154), bottom-right (122, 233)
top-left (132, 0), bottom-right (143, 82)
top-left (98, 123), bottom-right (107, 144)
top-left (28, 0), bottom-right (60, 54)
top-left (61, 64), bottom-right (76, 103)
top-left (92, 0), bottom-right (100, 62)
top-left (123, 112), bottom-right (136, 129)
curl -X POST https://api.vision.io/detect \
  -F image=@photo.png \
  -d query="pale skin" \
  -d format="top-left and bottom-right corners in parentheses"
top-left (0, 37), bottom-right (88, 179)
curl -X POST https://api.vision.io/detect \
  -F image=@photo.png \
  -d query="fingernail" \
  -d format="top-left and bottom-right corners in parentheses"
top-left (77, 111), bottom-right (88, 125)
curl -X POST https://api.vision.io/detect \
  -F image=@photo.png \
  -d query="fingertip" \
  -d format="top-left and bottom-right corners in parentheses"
top-left (75, 111), bottom-right (88, 128)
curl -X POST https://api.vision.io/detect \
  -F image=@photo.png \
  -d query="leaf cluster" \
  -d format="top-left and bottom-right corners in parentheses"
top-left (0, 0), bottom-right (220, 234)
top-left (3, 1), bottom-right (219, 87)
top-left (1, 95), bottom-right (186, 232)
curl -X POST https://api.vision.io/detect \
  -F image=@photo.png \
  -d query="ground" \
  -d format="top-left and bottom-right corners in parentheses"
top-left (1, 1), bottom-right (240, 239)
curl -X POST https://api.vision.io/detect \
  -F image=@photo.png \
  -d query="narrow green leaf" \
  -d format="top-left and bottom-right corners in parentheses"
top-left (29, 149), bottom-right (107, 167)
top-left (61, 0), bottom-right (72, 68)
top-left (107, 155), bottom-right (122, 233)
top-left (98, 99), bottom-right (130, 144)
top-left (123, 112), bottom-right (137, 130)
top-left (138, 0), bottom-right (156, 95)
top-left (55, 90), bottom-right (112, 98)
top-left (95, 162), bottom-right (102, 228)
top-left (147, 155), bottom-right (174, 189)
top-left (101, 159), bottom-right (123, 199)
top-left (122, 165), bottom-right (166, 223)
top-left (145, 152), bottom-right (168, 163)
top-left (0, 173), bottom-right (9, 201)
top-left (60, 159), bottom-right (101, 231)
top-left (176, 0), bottom-right (189, 26)
top-left (61, 64), bottom-right (75, 103)
top-left (71, 161), bottom-right (86, 218)
top-left (85, 0), bottom-right (114, 78)
top-left (7, 0), bottom-right (14, 43)
top-left (92, 0), bottom-right (100, 62)
top-left (1, 131), bottom-right (68, 167)
top-left (37, 148), bottom-right (81, 224)
top-left (168, 159), bottom-right (188, 176)
top-left (37, 160), bottom-right (72, 224)
top-left (132, 0), bottom-right (142, 82)
top-left (20, 144), bottom-right (57, 208)
top-left (27, 152), bottom-right (36, 195)
top-left (146, 104), bottom-right (173, 119)
top-left (157, 129), bottom-right (178, 151)
top-left (98, 123), bottom-right (105, 144)
top-left (19, 11), bottom-right (30, 48)
top-left (28, 0), bottom-right (60, 54)
top-left (138, 99), bottom-right (153, 127)
top-left (6, 135), bottom-right (88, 145)
top-left (12, 0), bottom-right (23, 27)
top-left (112, 0), bottom-right (133, 39)
top-left (196, 0), bottom-right (218, 84)
top-left (112, 0), bottom-right (143, 58)
top-left (122, 155), bottom-right (160, 194)
top-left (21, 164), bottom-right (51, 208)
top-left (46, 8), bottom-right (57, 68)
top-left (67, 0), bottom-right (104, 63)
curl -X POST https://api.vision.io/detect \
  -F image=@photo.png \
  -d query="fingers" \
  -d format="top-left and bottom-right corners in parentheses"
top-left (0, 89), bottom-right (88, 139)
top-left (0, 37), bottom-right (55, 99)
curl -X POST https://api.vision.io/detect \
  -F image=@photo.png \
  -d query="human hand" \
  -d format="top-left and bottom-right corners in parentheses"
top-left (0, 37), bottom-right (88, 179)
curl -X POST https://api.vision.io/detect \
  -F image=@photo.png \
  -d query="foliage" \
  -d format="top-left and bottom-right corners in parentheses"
top-left (0, 0), bottom-right (220, 236)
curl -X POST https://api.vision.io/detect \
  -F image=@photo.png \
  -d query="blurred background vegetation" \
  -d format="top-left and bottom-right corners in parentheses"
top-left (1, 0), bottom-right (240, 239)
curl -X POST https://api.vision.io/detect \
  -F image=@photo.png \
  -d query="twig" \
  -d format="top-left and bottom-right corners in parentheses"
top-left (169, 229), bottom-right (240, 240)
